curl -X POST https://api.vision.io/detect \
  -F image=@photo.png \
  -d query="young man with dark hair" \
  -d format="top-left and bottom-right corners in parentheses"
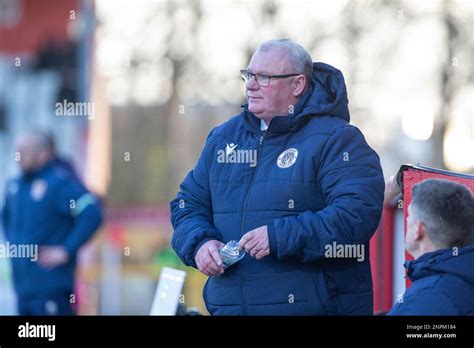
top-left (389, 179), bottom-right (474, 315)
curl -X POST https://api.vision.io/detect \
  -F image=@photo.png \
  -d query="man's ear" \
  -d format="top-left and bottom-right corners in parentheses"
top-left (292, 75), bottom-right (307, 97)
top-left (414, 221), bottom-right (426, 241)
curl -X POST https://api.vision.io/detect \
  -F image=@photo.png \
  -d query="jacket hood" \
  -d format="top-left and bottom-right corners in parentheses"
top-left (243, 62), bottom-right (350, 134)
top-left (405, 245), bottom-right (474, 287)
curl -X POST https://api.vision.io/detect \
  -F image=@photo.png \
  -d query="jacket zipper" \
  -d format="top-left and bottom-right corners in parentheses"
top-left (239, 129), bottom-right (266, 315)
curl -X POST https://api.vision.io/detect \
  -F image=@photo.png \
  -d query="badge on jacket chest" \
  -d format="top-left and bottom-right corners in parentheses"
top-left (277, 148), bottom-right (298, 169)
top-left (31, 179), bottom-right (47, 201)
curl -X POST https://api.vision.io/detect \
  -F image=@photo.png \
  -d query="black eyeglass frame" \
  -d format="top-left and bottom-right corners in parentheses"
top-left (240, 69), bottom-right (302, 86)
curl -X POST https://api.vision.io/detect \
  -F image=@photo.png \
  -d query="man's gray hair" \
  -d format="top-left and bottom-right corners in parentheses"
top-left (411, 179), bottom-right (474, 248)
top-left (19, 129), bottom-right (56, 153)
top-left (257, 38), bottom-right (313, 81)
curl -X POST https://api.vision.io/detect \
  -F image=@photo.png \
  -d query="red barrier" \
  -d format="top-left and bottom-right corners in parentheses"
top-left (370, 206), bottom-right (394, 314)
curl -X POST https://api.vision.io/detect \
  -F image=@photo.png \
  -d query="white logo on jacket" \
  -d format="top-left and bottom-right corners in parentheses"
top-left (31, 179), bottom-right (47, 201)
top-left (277, 148), bottom-right (298, 169)
top-left (225, 143), bottom-right (238, 156)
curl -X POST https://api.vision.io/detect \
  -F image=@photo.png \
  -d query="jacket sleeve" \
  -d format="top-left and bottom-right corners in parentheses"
top-left (267, 125), bottom-right (385, 263)
top-left (55, 177), bottom-right (103, 257)
top-left (170, 129), bottom-right (221, 268)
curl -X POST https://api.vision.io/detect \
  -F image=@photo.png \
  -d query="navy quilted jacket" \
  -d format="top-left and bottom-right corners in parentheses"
top-left (171, 62), bottom-right (385, 315)
top-left (389, 246), bottom-right (474, 315)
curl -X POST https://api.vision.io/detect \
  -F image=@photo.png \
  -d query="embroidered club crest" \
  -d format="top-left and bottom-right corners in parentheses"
top-left (31, 179), bottom-right (47, 201)
top-left (277, 148), bottom-right (298, 169)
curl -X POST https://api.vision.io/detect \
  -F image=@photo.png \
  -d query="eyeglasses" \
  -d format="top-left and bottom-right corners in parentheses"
top-left (240, 69), bottom-right (301, 87)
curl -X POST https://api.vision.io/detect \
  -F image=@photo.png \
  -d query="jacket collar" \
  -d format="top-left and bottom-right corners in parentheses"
top-left (21, 160), bottom-right (54, 181)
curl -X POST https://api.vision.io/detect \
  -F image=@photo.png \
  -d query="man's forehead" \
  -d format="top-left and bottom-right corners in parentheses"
top-left (247, 49), bottom-right (291, 73)
top-left (16, 135), bottom-right (31, 147)
top-left (16, 134), bottom-right (40, 148)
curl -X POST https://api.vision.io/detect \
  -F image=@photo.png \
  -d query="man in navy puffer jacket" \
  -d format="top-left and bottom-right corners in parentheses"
top-left (170, 39), bottom-right (385, 315)
top-left (389, 179), bottom-right (474, 315)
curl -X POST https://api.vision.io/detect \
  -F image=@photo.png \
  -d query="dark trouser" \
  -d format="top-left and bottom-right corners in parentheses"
top-left (17, 292), bottom-right (76, 315)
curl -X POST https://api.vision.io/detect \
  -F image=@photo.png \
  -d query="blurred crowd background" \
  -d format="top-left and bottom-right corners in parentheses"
top-left (0, 0), bottom-right (472, 315)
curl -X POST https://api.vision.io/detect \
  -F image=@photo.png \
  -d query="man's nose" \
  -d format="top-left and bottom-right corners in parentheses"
top-left (246, 76), bottom-right (258, 90)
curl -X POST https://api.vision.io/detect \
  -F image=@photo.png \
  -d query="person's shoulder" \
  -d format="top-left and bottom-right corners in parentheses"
top-left (212, 113), bottom-right (244, 135)
top-left (304, 117), bottom-right (372, 151)
top-left (46, 163), bottom-right (83, 188)
top-left (406, 276), bottom-right (467, 314)
top-left (4, 176), bottom-right (21, 196)
top-left (47, 164), bottom-right (70, 179)
top-left (404, 274), bottom-right (453, 303)
top-left (432, 272), bottom-right (474, 298)
top-left (409, 276), bottom-right (440, 290)
top-left (430, 274), bottom-right (474, 314)
top-left (399, 277), bottom-right (445, 301)
top-left (304, 115), bottom-right (360, 137)
top-left (206, 112), bottom-right (246, 143)
top-left (5, 175), bottom-right (21, 185)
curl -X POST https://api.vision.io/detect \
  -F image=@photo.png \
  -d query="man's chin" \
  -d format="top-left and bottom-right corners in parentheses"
top-left (20, 165), bottom-right (36, 175)
top-left (248, 104), bottom-right (262, 115)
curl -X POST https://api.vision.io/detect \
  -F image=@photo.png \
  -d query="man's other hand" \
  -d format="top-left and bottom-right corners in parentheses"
top-left (195, 240), bottom-right (225, 276)
top-left (239, 226), bottom-right (270, 260)
top-left (38, 246), bottom-right (69, 269)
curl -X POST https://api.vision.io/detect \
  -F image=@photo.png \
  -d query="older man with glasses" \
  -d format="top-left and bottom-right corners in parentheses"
top-left (171, 39), bottom-right (385, 315)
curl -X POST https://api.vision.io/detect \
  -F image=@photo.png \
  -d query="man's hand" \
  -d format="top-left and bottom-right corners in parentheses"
top-left (38, 246), bottom-right (69, 269)
top-left (195, 240), bottom-right (225, 276)
top-left (239, 226), bottom-right (270, 260)
top-left (384, 173), bottom-right (402, 207)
